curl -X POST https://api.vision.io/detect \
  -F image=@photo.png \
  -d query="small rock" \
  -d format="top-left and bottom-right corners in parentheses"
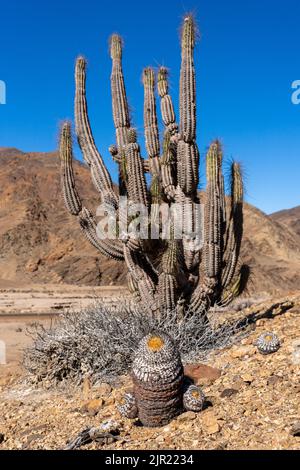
top-left (206, 423), bottom-right (220, 435)
top-left (25, 260), bottom-right (40, 273)
top-left (0, 433), bottom-right (4, 444)
top-left (241, 374), bottom-right (254, 384)
top-left (184, 364), bottom-right (221, 385)
top-left (105, 396), bottom-right (115, 406)
top-left (106, 436), bottom-right (116, 445)
top-left (290, 422), bottom-right (300, 437)
top-left (202, 411), bottom-right (220, 434)
top-left (220, 388), bottom-right (238, 398)
top-left (267, 375), bottom-right (282, 386)
top-left (82, 398), bottom-right (104, 416)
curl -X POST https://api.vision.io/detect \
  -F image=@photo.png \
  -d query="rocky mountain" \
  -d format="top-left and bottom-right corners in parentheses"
top-left (241, 204), bottom-right (300, 294)
top-left (0, 147), bottom-right (299, 294)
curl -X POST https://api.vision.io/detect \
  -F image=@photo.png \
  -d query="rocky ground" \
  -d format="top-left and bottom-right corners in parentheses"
top-left (0, 294), bottom-right (299, 450)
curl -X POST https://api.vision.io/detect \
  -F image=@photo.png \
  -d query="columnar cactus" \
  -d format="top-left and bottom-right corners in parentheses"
top-left (118, 332), bottom-right (204, 427)
top-left (59, 15), bottom-right (249, 318)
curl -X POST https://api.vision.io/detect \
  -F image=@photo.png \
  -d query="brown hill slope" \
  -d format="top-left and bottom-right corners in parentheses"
top-left (241, 204), bottom-right (300, 293)
top-left (0, 148), bottom-right (299, 294)
top-left (271, 206), bottom-right (300, 237)
top-left (0, 148), bottom-right (126, 287)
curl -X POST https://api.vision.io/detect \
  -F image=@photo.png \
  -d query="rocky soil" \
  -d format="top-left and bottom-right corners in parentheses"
top-left (0, 294), bottom-right (299, 450)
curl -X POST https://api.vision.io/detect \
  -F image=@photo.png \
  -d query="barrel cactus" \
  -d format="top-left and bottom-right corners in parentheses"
top-left (118, 332), bottom-right (204, 427)
top-left (183, 384), bottom-right (205, 412)
top-left (59, 15), bottom-right (249, 319)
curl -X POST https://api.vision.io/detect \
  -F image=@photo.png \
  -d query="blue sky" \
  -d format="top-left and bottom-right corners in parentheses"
top-left (0, 0), bottom-right (299, 214)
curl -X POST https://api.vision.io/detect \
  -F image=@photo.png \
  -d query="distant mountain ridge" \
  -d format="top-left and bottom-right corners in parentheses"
top-left (0, 148), bottom-right (299, 294)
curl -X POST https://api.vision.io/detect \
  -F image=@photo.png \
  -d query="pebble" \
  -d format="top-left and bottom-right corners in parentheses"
top-left (82, 398), bottom-right (104, 416)
top-left (220, 388), bottom-right (239, 398)
top-left (241, 374), bottom-right (254, 383)
top-left (267, 375), bottom-right (282, 386)
top-left (290, 422), bottom-right (300, 437)
top-left (206, 423), bottom-right (220, 435)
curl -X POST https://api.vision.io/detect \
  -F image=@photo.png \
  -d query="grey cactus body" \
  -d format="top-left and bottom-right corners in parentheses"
top-left (117, 392), bottom-right (138, 419)
top-left (256, 332), bottom-right (281, 355)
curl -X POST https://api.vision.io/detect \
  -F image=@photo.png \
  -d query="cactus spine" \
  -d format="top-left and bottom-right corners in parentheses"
top-left (59, 15), bottom-right (248, 317)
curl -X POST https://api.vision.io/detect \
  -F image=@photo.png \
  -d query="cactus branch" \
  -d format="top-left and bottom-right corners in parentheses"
top-left (125, 128), bottom-right (149, 207)
top-left (110, 35), bottom-right (131, 148)
top-left (221, 162), bottom-right (244, 289)
top-left (158, 227), bottom-right (179, 312)
top-left (124, 246), bottom-right (158, 312)
top-left (75, 57), bottom-right (118, 207)
top-left (59, 121), bottom-right (124, 261)
top-left (157, 67), bottom-right (178, 137)
top-left (79, 208), bottom-right (124, 260)
top-left (158, 67), bottom-right (178, 200)
top-left (204, 142), bottom-right (222, 280)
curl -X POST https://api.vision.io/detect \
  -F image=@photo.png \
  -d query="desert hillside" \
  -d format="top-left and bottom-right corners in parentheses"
top-left (271, 206), bottom-right (300, 237)
top-left (1, 294), bottom-right (299, 450)
top-left (0, 147), bottom-right (299, 294)
top-left (0, 147), bottom-right (126, 288)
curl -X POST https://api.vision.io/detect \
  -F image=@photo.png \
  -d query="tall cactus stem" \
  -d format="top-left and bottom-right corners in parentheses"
top-left (75, 57), bottom-right (117, 207)
top-left (59, 122), bottom-right (82, 216)
top-left (177, 16), bottom-right (199, 195)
